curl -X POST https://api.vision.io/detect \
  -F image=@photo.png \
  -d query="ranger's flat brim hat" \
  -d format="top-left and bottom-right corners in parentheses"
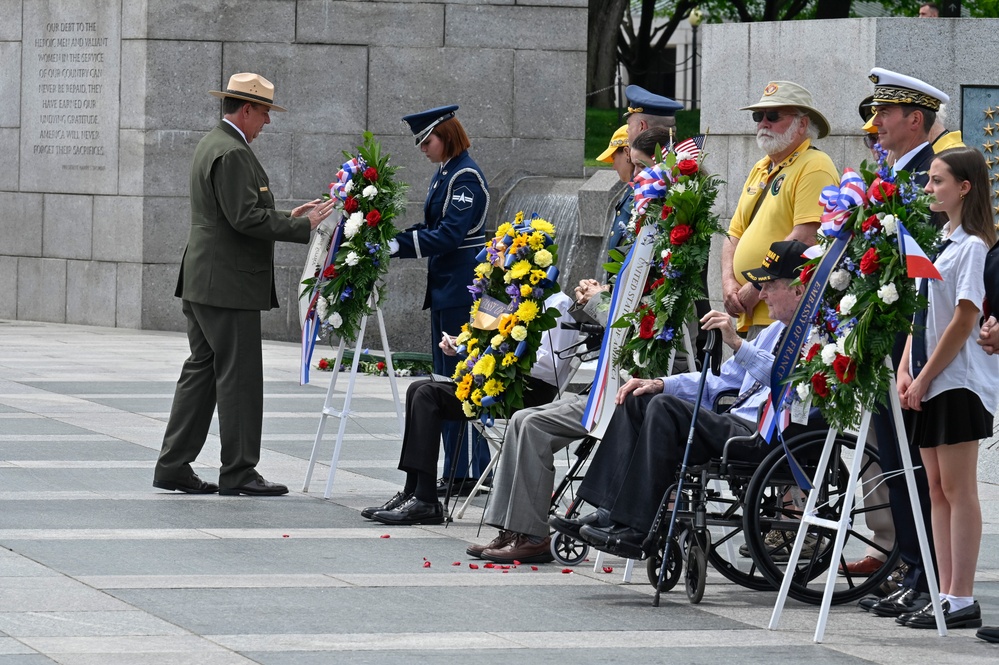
top-left (743, 240), bottom-right (809, 287)
top-left (868, 67), bottom-right (948, 112)
top-left (403, 105), bottom-right (458, 146)
top-left (624, 85), bottom-right (683, 118)
top-left (740, 81), bottom-right (830, 139)
top-left (597, 124), bottom-right (630, 163)
top-left (209, 72), bottom-right (286, 112)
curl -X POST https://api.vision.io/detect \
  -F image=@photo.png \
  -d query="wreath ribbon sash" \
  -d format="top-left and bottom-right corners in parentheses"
top-left (766, 234), bottom-right (852, 490)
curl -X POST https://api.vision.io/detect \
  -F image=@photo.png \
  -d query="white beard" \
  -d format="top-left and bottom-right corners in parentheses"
top-left (756, 116), bottom-right (804, 156)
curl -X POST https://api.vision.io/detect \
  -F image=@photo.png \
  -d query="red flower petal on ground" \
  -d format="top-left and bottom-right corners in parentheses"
top-left (530, 566), bottom-right (538, 571)
top-left (282, 534), bottom-right (290, 538)
top-left (452, 561), bottom-right (461, 566)
top-left (602, 566), bottom-right (614, 573)
top-left (500, 565), bottom-right (510, 570)
top-left (469, 563), bottom-right (479, 569)
top-left (423, 561), bottom-right (431, 568)
top-left (561, 568), bottom-right (573, 574)
top-left (512, 560), bottom-right (521, 566)
top-left (484, 562), bottom-right (495, 569)
top-left (379, 534), bottom-right (390, 538)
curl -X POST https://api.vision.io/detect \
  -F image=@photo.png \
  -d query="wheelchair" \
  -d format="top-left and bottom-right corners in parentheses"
top-left (548, 410), bottom-right (899, 606)
top-left (646, 425), bottom-right (899, 605)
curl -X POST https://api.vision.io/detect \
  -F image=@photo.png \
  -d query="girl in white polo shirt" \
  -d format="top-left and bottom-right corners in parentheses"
top-left (898, 146), bottom-right (999, 629)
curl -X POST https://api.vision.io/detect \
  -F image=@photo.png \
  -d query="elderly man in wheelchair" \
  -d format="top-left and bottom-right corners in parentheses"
top-left (551, 240), bottom-right (810, 559)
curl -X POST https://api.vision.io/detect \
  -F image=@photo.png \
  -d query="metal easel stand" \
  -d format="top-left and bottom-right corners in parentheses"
top-left (768, 357), bottom-right (945, 642)
top-left (302, 299), bottom-right (405, 499)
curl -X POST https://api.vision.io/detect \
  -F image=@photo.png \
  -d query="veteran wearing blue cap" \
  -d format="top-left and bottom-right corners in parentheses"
top-left (387, 104), bottom-right (492, 499)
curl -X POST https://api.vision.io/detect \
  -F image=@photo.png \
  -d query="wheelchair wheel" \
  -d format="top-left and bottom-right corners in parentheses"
top-left (550, 532), bottom-right (589, 566)
top-left (685, 544), bottom-right (707, 604)
top-left (743, 431), bottom-right (900, 605)
top-left (646, 531), bottom-right (682, 592)
top-left (701, 483), bottom-right (774, 592)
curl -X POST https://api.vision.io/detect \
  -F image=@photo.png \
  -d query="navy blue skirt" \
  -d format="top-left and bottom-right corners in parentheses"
top-left (904, 387), bottom-right (994, 448)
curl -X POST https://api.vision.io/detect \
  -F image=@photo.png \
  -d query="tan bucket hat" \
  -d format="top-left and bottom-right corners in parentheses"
top-left (210, 72), bottom-right (287, 112)
top-left (740, 81), bottom-right (830, 139)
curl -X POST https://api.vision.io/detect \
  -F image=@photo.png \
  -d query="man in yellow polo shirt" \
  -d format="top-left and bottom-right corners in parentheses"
top-left (721, 81), bottom-right (838, 337)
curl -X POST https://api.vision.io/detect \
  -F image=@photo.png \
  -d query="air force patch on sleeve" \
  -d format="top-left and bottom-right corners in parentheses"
top-left (451, 186), bottom-right (475, 211)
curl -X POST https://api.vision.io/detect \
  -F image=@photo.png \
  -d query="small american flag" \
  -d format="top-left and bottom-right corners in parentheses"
top-left (670, 134), bottom-right (705, 160)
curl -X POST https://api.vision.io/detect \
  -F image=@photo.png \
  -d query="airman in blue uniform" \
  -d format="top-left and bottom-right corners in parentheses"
top-left (395, 105), bottom-right (491, 488)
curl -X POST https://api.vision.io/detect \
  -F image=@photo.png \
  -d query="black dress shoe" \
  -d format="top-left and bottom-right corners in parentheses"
top-left (904, 599), bottom-right (982, 629)
top-left (219, 477), bottom-right (289, 496)
top-left (872, 586), bottom-right (929, 618)
top-left (370, 496), bottom-right (444, 525)
top-left (436, 477), bottom-right (484, 497)
top-left (579, 522), bottom-right (647, 559)
top-left (857, 589), bottom-right (892, 612)
top-left (361, 491), bottom-right (411, 519)
top-left (549, 508), bottom-right (611, 541)
top-left (976, 625), bottom-right (999, 643)
top-left (153, 474), bottom-right (219, 494)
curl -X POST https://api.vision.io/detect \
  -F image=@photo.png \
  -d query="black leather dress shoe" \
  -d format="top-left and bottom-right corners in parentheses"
top-left (872, 586), bottom-right (929, 618)
top-left (153, 474), bottom-right (219, 494)
top-left (976, 625), bottom-right (999, 643)
top-left (857, 589), bottom-right (892, 612)
top-left (436, 477), bottom-right (484, 497)
top-left (549, 508), bottom-right (612, 541)
top-left (904, 599), bottom-right (982, 629)
top-left (361, 491), bottom-right (410, 519)
top-left (219, 477), bottom-right (289, 496)
top-left (370, 496), bottom-right (444, 525)
top-left (579, 522), bottom-right (647, 559)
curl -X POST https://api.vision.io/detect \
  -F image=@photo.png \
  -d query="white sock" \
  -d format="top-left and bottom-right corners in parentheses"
top-left (948, 595), bottom-right (974, 612)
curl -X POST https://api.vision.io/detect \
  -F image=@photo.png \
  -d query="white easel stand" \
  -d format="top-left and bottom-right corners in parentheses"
top-left (302, 304), bottom-right (405, 499)
top-left (768, 359), bottom-right (945, 642)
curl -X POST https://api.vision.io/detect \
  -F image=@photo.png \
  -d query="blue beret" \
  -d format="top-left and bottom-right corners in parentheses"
top-left (402, 105), bottom-right (459, 145)
top-left (624, 85), bottom-right (683, 117)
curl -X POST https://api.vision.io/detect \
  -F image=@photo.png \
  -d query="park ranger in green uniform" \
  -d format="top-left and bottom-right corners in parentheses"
top-left (154, 73), bottom-right (335, 496)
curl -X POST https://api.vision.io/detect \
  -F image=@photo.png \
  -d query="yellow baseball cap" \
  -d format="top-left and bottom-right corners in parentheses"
top-left (597, 125), bottom-right (629, 163)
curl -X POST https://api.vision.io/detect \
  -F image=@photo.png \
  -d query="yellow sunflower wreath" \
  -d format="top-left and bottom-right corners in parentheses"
top-left (452, 212), bottom-right (561, 424)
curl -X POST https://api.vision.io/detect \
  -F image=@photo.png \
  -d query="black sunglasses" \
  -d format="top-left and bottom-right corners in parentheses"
top-left (752, 110), bottom-right (789, 123)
